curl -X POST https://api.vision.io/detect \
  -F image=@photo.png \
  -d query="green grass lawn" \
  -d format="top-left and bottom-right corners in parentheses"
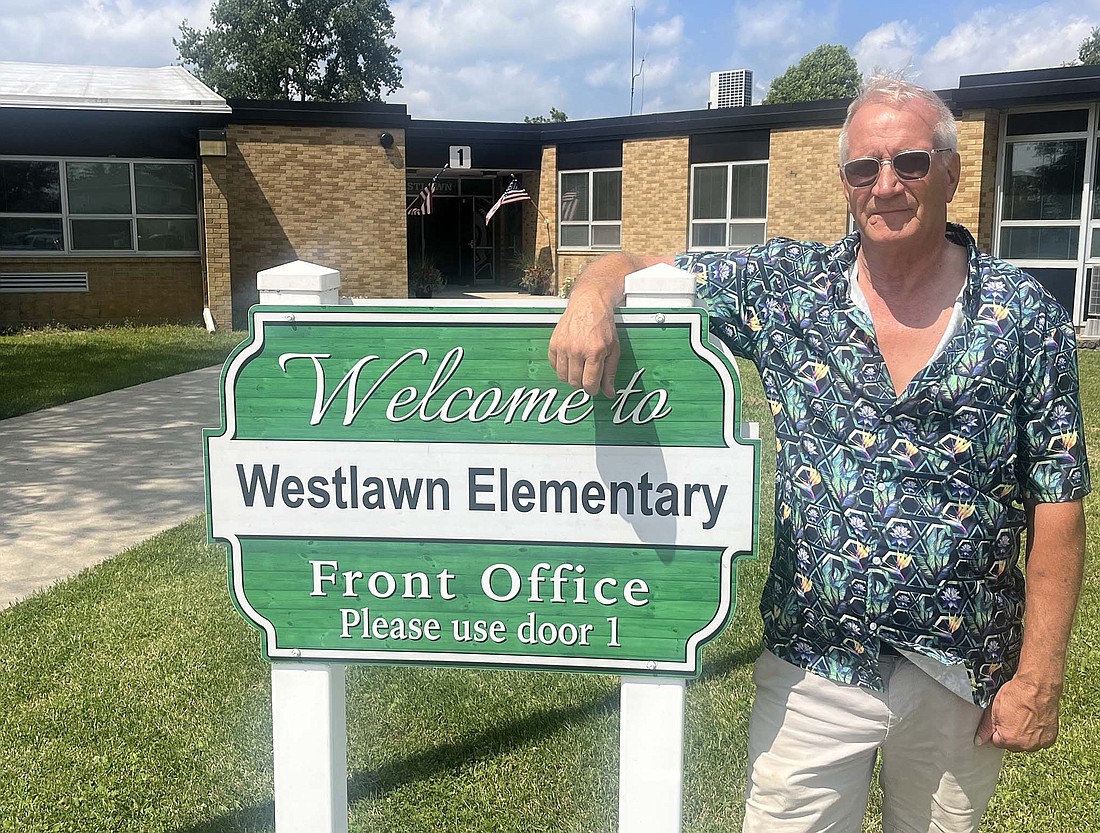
top-left (0, 324), bottom-right (245, 420)
top-left (1, 353), bottom-right (1097, 832)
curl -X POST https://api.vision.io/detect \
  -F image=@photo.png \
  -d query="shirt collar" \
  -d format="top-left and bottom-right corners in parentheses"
top-left (826, 222), bottom-right (980, 308)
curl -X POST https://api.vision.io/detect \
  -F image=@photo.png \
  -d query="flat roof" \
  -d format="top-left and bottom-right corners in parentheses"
top-left (0, 62), bottom-right (231, 113)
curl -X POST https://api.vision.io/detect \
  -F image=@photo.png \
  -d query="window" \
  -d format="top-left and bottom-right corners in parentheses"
top-left (689, 162), bottom-right (768, 249)
top-left (0, 157), bottom-right (199, 255)
top-left (997, 110), bottom-right (1089, 263)
top-left (559, 168), bottom-right (622, 249)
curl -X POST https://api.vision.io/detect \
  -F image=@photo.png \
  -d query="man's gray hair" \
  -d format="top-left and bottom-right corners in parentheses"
top-left (838, 76), bottom-right (958, 162)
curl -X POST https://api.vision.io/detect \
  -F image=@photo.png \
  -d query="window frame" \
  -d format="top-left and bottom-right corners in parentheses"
top-left (688, 160), bottom-right (769, 251)
top-left (557, 167), bottom-right (623, 251)
top-left (0, 155), bottom-right (201, 257)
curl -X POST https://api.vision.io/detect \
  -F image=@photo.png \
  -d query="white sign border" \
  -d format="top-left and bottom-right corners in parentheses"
top-left (204, 307), bottom-right (758, 676)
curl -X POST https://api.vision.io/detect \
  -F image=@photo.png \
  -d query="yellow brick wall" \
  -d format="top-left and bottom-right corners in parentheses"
top-left (224, 124), bottom-right (408, 326)
top-left (622, 137), bottom-right (690, 255)
top-left (0, 258), bottom-right (202, 328)
top-left (201, 154), bottom-right (232, 330)
top-left (950, 110), bottom-right (999, 253)
top-left (767, 126), bottom-right (850, 243)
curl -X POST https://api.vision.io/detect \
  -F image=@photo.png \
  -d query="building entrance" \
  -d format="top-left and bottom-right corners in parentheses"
top-left (407, 177), bottom-right (495, 286)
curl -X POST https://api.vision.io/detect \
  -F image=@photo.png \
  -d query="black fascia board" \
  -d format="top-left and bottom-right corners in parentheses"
top-left (534, 98), bottom-right (853, 141)
top-left (952, 64), bottom-right (1100, 107)
top-left (0, 107), bottom-right (227, 158)
top-left (405, 99), bottom-right (853, 150)
top-left (406, 119), bottom-right (543, 143)
top-left (226, 98), bottom-right (410, 128)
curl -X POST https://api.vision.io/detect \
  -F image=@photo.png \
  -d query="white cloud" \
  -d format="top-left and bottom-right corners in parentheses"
top-left (398, 58), bottom-right (567, 122)
top-left (586, 62), bottom-right (622, 88)
top-left (391, 0), bottom-right (687, 118)
top-left (392, 0), bottom-right (633, 62)
top-left (854, 20), bottom-right (923, 78)
top-left (917, 3), bottom-right (1098, 88)
top-left (733, 0), bottom-right (840, 63)
top-left (0, 1), bottom-right (214, 67)
top-left (646, 15), bottom-right (685, 48)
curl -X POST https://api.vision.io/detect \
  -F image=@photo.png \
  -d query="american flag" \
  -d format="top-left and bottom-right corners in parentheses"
top-left (407, 180), bottom-right (435, 215)
top-left (559, 190), bottom-right (579, 221)
top-left (484, 179), bottom-right (530, 223)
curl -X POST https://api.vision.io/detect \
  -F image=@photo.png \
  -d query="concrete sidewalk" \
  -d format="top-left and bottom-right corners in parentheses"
top-left (0, 366), bottom-right (223, 610)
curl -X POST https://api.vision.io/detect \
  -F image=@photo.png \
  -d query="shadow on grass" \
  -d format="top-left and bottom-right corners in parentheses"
top-left (172, 645), bottom-right (759, 833)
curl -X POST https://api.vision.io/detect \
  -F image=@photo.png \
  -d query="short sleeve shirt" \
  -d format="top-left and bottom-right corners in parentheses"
top-left (675, 224), bottom-right (1090, 707)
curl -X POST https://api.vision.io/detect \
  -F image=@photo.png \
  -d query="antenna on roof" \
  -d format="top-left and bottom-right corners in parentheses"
top-left (629, 5), bottom-right (648, 115)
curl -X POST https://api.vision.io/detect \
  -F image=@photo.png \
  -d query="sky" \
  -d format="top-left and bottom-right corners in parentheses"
top-left (2, 0), bottom-right (1100, 122)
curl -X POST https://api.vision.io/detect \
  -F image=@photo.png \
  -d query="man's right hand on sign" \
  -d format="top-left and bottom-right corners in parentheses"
top-left (548, 252), bottom-right (672, 398)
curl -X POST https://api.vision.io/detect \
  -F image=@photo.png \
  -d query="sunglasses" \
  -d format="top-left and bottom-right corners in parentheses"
top-left (841, 148), bottom-right (953, 187)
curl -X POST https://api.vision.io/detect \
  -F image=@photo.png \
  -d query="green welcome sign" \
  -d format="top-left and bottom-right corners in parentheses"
top-left (204, 306), bottom-right (759, 677)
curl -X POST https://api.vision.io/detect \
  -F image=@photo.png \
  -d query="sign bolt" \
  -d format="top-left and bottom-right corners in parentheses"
top-left (653, 313), bottom-right (666, 324)
top-left (281, 314), bottom-right (296, 322)
top-left (647, 661), bottom-right (658, 671)
top-left (291, 648), bottom-right (302, 658)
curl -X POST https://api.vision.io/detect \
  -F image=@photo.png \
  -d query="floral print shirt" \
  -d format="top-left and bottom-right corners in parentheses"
top-left (675, 224), bottom-right (1090, 707)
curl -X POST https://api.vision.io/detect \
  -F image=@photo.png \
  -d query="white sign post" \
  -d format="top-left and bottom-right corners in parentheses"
top-left (618, 264), bottom-right (697, 833)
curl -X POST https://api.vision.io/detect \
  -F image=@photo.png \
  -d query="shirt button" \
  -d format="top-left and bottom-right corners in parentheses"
top-left (872, 556), bottom-right (882, 566)
top-left (868, 622), bottom-right (878, 631)
top-left (883, 414), bottom-right (894, 424)
top-left (877, 482), bottom-right (888, 492)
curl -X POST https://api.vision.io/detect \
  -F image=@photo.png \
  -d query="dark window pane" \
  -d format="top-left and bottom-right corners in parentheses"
top-left (1002, 141), bottom-right (1084, 221)
top-left (692, 223), bottom-right (726, 247)
top-left (460, 178), bottom-right (492, 196)
top-left (1093, 138), bottom-right (1100, 220)
top-left (592, 170), bottom-right (621, 221)
top-left (591, 224), bottom-right (620, 247)
top-left (0, 218), bottom-right (63, 250)
top-left (0, 161), bottom-right (61, 213)
top-left (728, 222), bottom-right (766, 246)
top-left (999, 225), bottom-right (1079, 260)
top-left (560, 225), bottom-right (589, 247)
top-left (731, 164), bottom-right (767, 218)
top-left (1091, 227), bottom-right (1100, 259)
top-left (560, 173), bottom-right (589, 221)
top-left (1006, 110), bottom-right (1088, 136)
top-left (135, 164), bottom-right (197, 215)
top-left (71, 218), bottom-right (133, 250)
top-left (67, 162), bottom-right (131, 214)
top-left (137, 218), bottom-right (199, 252)
top-left (692, 166), bottom-right (727, 220)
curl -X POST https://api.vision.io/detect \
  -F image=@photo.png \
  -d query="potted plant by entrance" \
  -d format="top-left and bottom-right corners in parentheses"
top-left (519, 256), bottom-right (553, 296)
top-left (409, 258), bottom-right (444, 298)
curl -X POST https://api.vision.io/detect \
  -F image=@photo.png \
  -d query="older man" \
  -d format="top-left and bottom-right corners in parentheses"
top-left (549, 78), bottom-right (1089, 832)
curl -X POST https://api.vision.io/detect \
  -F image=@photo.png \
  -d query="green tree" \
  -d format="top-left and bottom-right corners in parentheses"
top-left (175, 0), bottom-right (401, 101)
top-left (1078, 26), bottom-right (1100, 65)
top-left (524, 107), bottom-right (568, 124)
top-left (764, 44), bottom-right (861, 105)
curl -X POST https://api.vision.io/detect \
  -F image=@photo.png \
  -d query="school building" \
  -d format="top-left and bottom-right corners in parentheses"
top-left (2, 60), bottom-right (1100, 333)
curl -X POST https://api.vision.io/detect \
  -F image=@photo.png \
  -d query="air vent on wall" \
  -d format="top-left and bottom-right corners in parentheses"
top-left (0, 272), bottom-right (88, 293)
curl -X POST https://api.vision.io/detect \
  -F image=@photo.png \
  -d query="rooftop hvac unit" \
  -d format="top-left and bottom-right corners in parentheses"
top-left (1085, 265), bottom-right (1100, 338)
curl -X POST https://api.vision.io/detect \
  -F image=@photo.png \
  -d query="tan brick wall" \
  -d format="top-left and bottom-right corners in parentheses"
top-left (225, 124), bottom-right (407, 326)
top-left (767, 126), bottom-right (850, 243)
top-left (622, 137), bottom-right (689, 255)
top-left (0, 258), bottom-right (201, 329)
top-left (950, 110), bottom-right (999, 253)
top-left (201, 154), bottom-right (232, 330)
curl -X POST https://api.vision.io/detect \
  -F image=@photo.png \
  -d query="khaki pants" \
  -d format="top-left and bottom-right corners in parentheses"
top-left (743, 650), bottom-right (1005, 833)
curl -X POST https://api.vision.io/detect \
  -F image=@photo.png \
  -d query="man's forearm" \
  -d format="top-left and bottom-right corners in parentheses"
top-left (567, 252), bottom-right (673, 309)
top-left (1016, 499), bottom-right (1086, 687)
top-left (549, 252), bottom-right (673, 397)
top-left (976, 499), bottom-right (1085, 751)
